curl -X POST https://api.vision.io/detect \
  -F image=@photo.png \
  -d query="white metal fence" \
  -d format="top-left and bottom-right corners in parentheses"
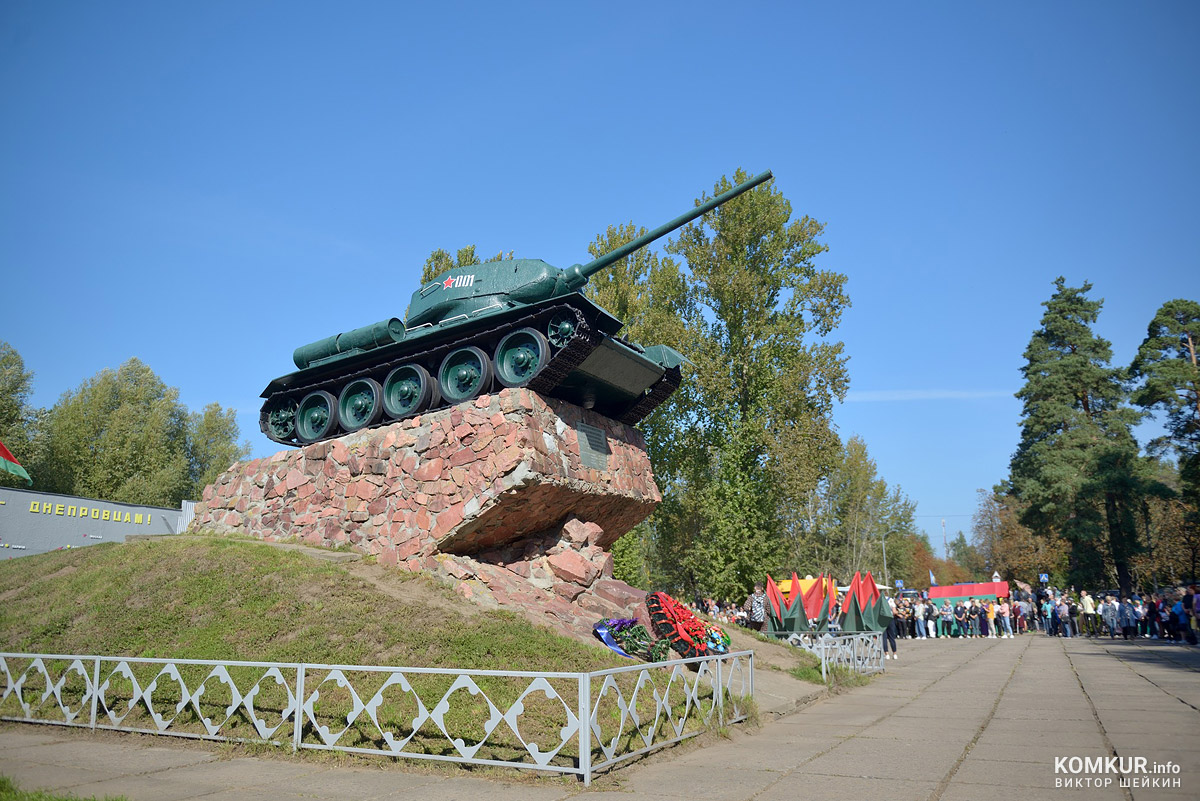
top-left (782, 632), bottom-right (883, 681)
top-left (0, 650), bottom-right (753, 785)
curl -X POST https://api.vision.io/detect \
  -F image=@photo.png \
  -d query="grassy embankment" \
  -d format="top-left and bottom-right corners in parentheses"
top-left (0, 536), bottom-right (743, 767)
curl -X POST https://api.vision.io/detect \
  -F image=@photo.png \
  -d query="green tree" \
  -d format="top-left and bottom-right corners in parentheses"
top-left (1009, 278), bottom-right (1146, 595)
top-left (471, 170), bottom-right (850, 598)
top-left (584, 223), bottom-right (699, 483)
top-left (0, 341), bottom-right (38, 487)
top-left (683, 418), bottom-right (784, 599)
top-left (971, 491), bottom-right (1067, 584)
top-left (1131, 298), bottom-right (1200, 566)
top-left (1129, 459), bottom-right (1200, 587)
top-left (188, 403), bottom-right (252, 493)
top-left (652, 169), bottom-right (850, 596)
top-left (35, 359), bottom-right (248, 506)
top-left (610, 522), bottom-right (654, 590)
top-left (419, 246), bottom-right (513, 284)
top-left (876, 498), bottom-right (919, 588)
top-left (786, 436), bottom-right (916, 584)
top-left (1131, 299), bottom-right (1200, 458)
top-left (665, 169), bottom-right (848, 452)
top-left (948, 530), bottom-right (988, 580)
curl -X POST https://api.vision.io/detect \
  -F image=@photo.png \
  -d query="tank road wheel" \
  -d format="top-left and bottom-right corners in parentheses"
top-left (438, 346), bottom-right (493, 404)
top-left (547, 311), bottom-right (578, 348)
top-left (494, 327), bottom-right (550, 388)
top-left (295, 390), bottom-right (339, 443)
top-left (383, 364), bottom-right (439, 419)
top-left (262, 398), bottom-right (298, 443)
top-left (337, 378), bottom-right (384, 433)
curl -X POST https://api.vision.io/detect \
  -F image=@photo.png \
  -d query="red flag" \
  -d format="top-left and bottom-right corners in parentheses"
top-left (0, 439), bottom-right (32, 486)
top-left (765, 574), bottom-right (785, 620)
top-left (801, 574), bottom-right (825, 620)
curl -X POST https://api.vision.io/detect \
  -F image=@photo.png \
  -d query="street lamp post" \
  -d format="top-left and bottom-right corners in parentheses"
top-left (881, 531), bottom-right (890, 588)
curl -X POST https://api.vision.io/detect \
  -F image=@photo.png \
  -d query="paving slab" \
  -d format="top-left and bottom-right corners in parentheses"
top-left (772, 708), bottom-right (884, 726)
top-left (134, 756), bottom-right (328, 789)
top-left (951, 756), bottom-right (1071, 789)
top-left (981, 716), bottom-right (1095, 735)
top-left (0, 729), bottom-right (74, 748)
top-left (748, 669), bottom-right (824, 718)
top-left (799, 736), bottom-right (963, 780)
top-left (992, 706), bottom-right (1096, 721)
top-left (965, 742), bottom-right (1111, 764)
top-left (246, 767), bottom-right (443, 800)
top-left (974, 728), bottom-right (1108, 749)
top-left (667, 734), bottom-right (830, 769)
top-left (769, 774), bottom-right (938, 801)
top-left (765, 718), bottom-right (863, 737)
top-left (57, 772), bottom-right (240, 801)
top-left (940, 782), bottom-right (1126, 801)
top-left (414, 776), bottom-right (572, 801)
top-left (1, 761), bottom-right (133, 792)
top-left (888, 705), bottom-right (992, 720)
top-left (852, 718), bottom-right (983, 741)
top-left (617, 762), bottom-right (783, 800)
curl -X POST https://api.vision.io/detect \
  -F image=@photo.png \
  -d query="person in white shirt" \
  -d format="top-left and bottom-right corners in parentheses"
top-left (1080, 590), bottom-right (1097, 637)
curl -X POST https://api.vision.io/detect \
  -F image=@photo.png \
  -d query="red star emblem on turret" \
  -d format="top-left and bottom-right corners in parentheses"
top-left (442, 276), bottom-right (455, 288)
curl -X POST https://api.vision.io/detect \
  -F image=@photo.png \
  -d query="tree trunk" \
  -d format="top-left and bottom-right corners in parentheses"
top-left (1105, 491), bottom-right (1134, 597)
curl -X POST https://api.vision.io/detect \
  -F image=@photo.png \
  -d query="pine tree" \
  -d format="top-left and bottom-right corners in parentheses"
top-left (1131, 298), bottom-right (1200, 582)
top-left (1130, 299), bottom-right (1200, 458)
top-left (1009, 278), bottom-right (1145, 594)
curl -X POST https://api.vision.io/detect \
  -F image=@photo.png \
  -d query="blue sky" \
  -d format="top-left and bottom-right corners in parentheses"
top-left (2, 2), bottom-right (1196, 554)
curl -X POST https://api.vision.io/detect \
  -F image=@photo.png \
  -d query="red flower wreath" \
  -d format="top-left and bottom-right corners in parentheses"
top-left (646, 591), bottom-right (710, 659)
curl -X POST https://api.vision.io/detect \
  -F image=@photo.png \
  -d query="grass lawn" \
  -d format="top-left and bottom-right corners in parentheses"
top-left (0, 536), bottom-right (745, 768)
top-left (0, 536), bottom-right (626, 672)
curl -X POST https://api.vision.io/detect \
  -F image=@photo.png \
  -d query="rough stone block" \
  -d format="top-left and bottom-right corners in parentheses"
top-left (563, 517), bottom-right (603, 545)
top-left (189, 389), bottom-right (661, 642)
top-left (593, 579), bottom-right (647, 608)
top-left (548, 550), bottom-right (598, 587)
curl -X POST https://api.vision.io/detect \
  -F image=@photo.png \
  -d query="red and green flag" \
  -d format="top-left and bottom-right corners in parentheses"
top-left (0, 439), bottom-right (32, 486)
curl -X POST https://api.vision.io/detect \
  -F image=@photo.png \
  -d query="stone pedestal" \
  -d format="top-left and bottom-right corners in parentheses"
top-left (189, 388), bottom-right (657, 639)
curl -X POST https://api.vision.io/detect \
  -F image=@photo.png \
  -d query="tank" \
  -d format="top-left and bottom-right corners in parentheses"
top-left (259, 170), bottom-right (773, 445)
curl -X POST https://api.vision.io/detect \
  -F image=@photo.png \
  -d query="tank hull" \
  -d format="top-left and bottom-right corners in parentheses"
top-left (258, 294), bottom-right (682, 446)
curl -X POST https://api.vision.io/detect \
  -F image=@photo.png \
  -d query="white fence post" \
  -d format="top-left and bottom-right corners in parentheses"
top-left (715, 656), bottom-right (724, 724)
top-left (89, 657), bottom-right (100, 730)
top-left (293, 664), bottom-right (305, 753)
top-left (578, 671), bottom-right (592, 786)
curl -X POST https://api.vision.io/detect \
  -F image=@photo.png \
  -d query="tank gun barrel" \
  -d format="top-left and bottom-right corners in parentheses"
top-left (560, 169), bottom-right (773, 290)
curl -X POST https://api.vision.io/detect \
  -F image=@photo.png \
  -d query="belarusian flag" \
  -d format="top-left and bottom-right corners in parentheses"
top-left (0, 439), bottom-right (32, 486)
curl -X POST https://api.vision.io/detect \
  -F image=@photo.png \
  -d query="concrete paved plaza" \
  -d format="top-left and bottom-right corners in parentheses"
top-left (2, 635), bottom-right (1197, 800)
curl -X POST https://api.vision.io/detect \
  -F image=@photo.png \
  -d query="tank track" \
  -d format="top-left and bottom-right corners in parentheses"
top-left (526, 307), bottom-right (599, 396)
top-left (616, 365), bottom-right (681, 426)
top-left (260, 303), bottom-right (603, 446)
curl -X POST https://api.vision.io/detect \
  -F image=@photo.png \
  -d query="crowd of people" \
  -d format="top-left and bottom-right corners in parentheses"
top-left (684, 590), bottom-right (762, 629)
top-left (682, 582), bottom-right (1200, 658)
top-left (882, 584), bottom-right (1199, 658)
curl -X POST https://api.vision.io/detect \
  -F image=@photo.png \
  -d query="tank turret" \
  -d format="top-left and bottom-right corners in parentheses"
top-left (404, 170), bottom-right (773, 328)
top-left (260, 170), bottom-right (772, 446)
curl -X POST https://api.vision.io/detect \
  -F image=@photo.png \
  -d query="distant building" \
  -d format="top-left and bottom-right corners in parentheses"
top-left (0, 487), bottom-right (193, 558)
